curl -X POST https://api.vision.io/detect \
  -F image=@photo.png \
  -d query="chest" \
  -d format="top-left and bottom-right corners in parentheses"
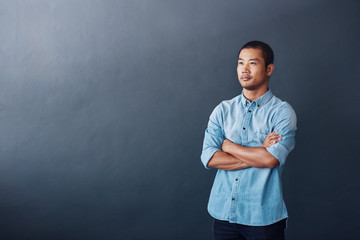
top-left (222, 106), bottom-right (277, 147)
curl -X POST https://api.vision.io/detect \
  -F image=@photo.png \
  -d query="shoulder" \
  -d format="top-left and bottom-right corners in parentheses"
top-left (218, 94), bottom-right (241, 111)
top-left (271, 96), bottom-right (296, 114)
top-left (209, 94), bottom-right (241, 120)
top-left (271, 96), bottom-right (297, 125)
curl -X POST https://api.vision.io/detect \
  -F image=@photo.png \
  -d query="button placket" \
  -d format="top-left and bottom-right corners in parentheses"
top-left (229, 102), bottom-right (256, 222)
top-left (229, 179), bottom-right (238, 222)
top-left (241, 102), bottom-right (255, 146)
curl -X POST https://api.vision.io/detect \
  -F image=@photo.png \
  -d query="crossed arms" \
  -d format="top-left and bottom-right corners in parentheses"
top-left (201, 103), bottom-right (297, 171)
top-left (207, 131), bottom-right (281, 170)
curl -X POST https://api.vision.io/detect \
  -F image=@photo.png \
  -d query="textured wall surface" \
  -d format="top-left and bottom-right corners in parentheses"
top-left (0, 0), bottom-right (359, 239)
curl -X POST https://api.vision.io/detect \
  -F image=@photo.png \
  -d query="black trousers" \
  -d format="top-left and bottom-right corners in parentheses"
top-left (213, 218), bottom-right (287, 240)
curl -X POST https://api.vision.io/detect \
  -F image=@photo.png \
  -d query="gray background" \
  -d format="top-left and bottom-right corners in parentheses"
top-left (0, 0), bottom-right (359, 239)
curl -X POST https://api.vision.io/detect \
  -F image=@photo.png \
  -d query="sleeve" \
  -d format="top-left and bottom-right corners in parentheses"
top-left (200, 104), bottom-right (225, 169)
top-left (266, 102), bottom-right (297, 167)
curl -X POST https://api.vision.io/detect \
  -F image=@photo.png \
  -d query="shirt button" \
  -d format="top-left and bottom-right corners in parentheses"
top-left (235, 178), bottom-right (238, 181)
top-left (248, 110), bottom-right (252, 113)
top-left (232, 198), bottom-right (235, 201)
top-left (243, 127), bottom-right (246, 130)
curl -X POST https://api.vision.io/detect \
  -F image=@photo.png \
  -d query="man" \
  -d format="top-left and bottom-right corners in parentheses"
top-left (200, 40), bottom-right (297, 240)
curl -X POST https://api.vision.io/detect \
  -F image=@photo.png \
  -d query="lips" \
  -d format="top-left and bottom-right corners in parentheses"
top-left (241, 75), bottom-right (252, 81)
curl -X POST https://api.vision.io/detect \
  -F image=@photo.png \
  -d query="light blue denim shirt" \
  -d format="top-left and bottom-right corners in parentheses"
top-left (201, 89), bottom-right (297, 226)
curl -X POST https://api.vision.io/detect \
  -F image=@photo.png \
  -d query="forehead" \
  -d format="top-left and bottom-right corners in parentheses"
top-left (238, 48), bottom-right (264, 62)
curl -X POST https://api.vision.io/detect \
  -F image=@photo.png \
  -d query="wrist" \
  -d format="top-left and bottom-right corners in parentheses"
top-left (222, 139), bottom-right (232, 153)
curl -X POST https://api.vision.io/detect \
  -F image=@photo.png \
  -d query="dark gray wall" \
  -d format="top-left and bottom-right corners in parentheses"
top-left (0, 0), bottom-right (359, 239)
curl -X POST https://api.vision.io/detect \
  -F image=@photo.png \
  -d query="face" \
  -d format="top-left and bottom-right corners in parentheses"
top-left (237, 48), bottom-right (273, 91)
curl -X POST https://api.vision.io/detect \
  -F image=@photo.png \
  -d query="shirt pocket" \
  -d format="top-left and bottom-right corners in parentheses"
top-left (257, 132), bottom-right (268, 145)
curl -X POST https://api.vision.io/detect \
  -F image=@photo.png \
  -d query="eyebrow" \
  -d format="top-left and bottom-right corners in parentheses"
top-left (238, 58), bottom-right (260, 62)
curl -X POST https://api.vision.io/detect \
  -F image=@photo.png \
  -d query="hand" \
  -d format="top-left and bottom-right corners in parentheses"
top-left (262, 131), bottom-right (282, 148)
top-left (221, 139), bottom-right (233, 152)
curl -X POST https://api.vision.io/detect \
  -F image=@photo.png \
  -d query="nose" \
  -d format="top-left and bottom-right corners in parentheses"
top-left (242, 63), bottom-right (250, 74)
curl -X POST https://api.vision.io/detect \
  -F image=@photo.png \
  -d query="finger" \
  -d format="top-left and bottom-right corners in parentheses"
top-left (267, 134), bottom-right (282, 141)
top-left (270, 133), bottom-right (282, 138)
top-left (263, 142), bottom-right (274, 147)
top-left (267, 131), bottom-right (278, 137)
top-left (264, 138), bottom-right (281, 147)
top-left (264, 138), bottom-right (276, 145)
top-left (266, 140), bottom-right (277, 147)
top-left (266, 131), bottom-right (280, 139)
top-left (263, 132), bottom-right (281, 147)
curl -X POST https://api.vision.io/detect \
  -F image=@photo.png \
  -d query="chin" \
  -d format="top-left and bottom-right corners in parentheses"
top-left (240, 82), bottom-right (255, 90)
top-left (242, 86), bottom-right (258, 90)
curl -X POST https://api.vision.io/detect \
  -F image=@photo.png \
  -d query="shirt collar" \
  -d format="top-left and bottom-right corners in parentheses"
top-left (240, 89), bottom-right (273, 108)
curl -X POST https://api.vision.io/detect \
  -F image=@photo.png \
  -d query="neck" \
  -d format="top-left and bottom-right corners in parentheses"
top-left (243, 87), bottom-right (269, 102)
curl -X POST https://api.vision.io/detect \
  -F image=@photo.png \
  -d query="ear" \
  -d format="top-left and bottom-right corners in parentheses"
top-left (266, 64), bottom-right (274, 77)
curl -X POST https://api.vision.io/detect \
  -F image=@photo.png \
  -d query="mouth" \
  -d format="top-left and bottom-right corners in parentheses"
top-left (241, 76), bottom-right (252, 81)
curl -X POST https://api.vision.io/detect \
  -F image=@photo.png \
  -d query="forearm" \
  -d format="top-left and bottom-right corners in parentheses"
top-left (207, 150), bottom-right (250, 171)
top-left (223, 141), bottom-right (279, 168)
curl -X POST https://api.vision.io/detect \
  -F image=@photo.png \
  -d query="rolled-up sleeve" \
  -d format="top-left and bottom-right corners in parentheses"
top-left (200, 104), bottom-right (225, 169)
top-left (266, 102), bottom-right (297, 166)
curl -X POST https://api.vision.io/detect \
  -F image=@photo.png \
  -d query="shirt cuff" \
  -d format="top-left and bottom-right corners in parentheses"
top-left (201, 147), bottom-right (221, 169)
top-left (266, 143), bottom-right (289, 166)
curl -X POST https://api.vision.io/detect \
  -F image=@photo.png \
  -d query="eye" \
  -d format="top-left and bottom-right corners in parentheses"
top-left (250, 62), bottom-right (256, 65)
top-left (238, 62), bottom-right (244, 65)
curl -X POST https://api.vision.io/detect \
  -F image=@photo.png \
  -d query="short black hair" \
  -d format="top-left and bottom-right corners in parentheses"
top-left (238, 40), bottom-right (274, 67)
